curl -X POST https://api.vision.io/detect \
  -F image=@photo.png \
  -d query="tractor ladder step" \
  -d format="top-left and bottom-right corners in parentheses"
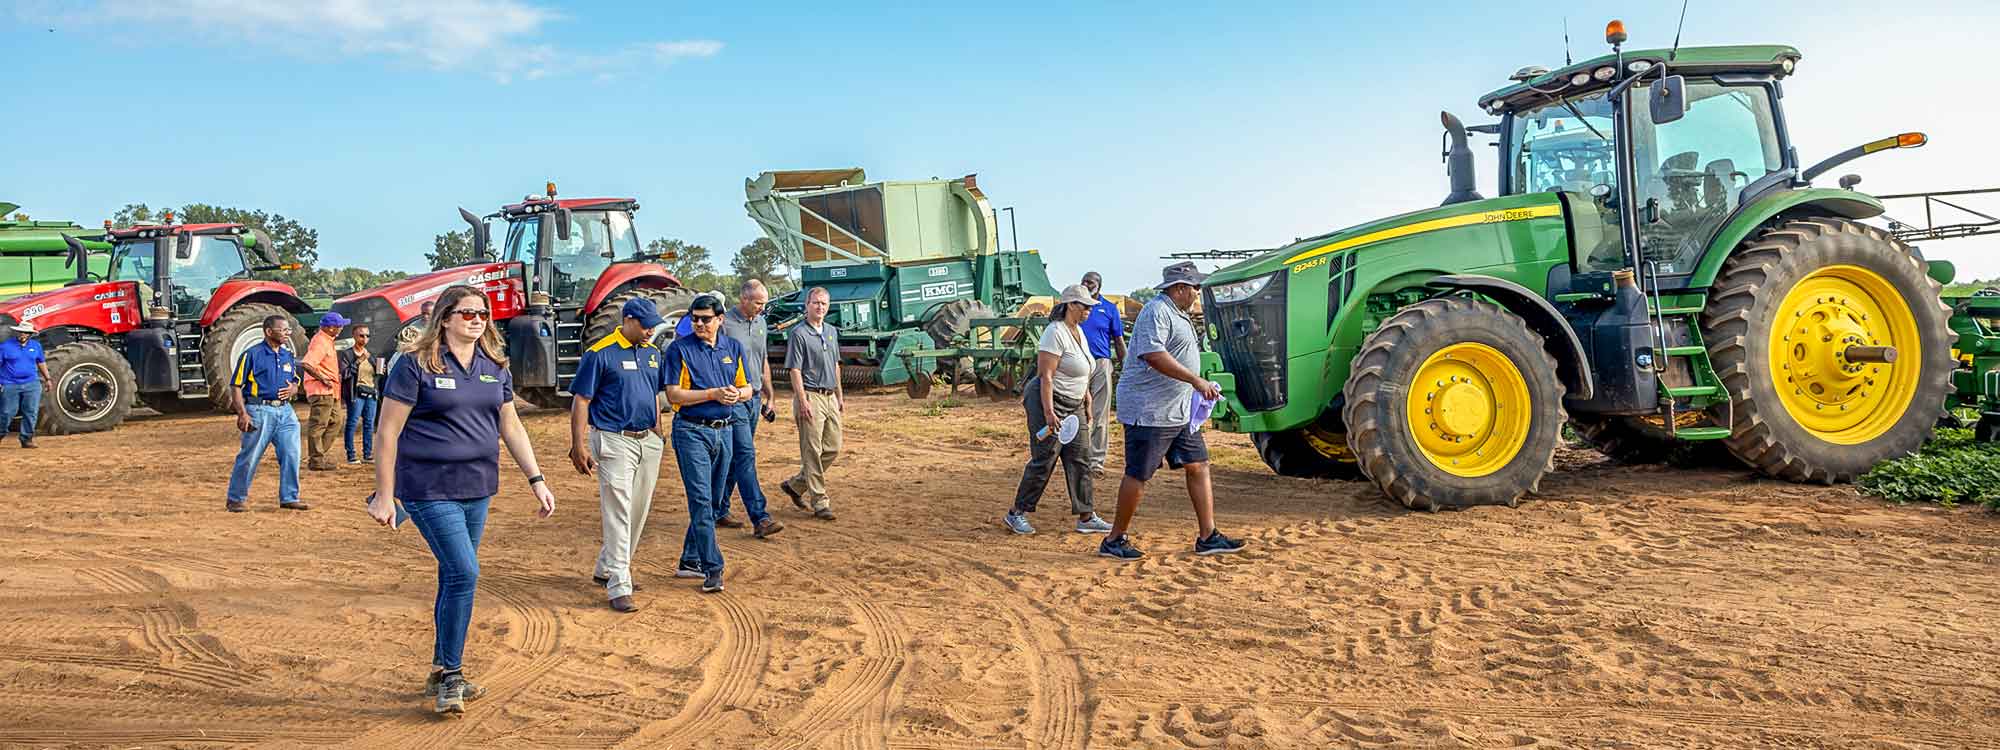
top-left (1663, 385), bottom-right (1723, 398)
top-left (1662, 345), bottom-right (1707, 356)
top-left (1673, 427), bottom-right (1733, 440)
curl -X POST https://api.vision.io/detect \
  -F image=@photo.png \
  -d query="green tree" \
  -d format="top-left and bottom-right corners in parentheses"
top-left (428, 229), bottom-right (480, 271)
top-left (648, 237), bottom-right (716, 281)
top-left (1130, 287), bottom-right (1159, 302)
top-left (108, 202), bottom-right (321, 288)
top-left (731, 237), bottom-right (795, 293)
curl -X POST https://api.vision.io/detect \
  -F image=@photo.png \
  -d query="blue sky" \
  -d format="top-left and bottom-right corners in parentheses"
top-left (5, 0), bottom-right (1997, 293)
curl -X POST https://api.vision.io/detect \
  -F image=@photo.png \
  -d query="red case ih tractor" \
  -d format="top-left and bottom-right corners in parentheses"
top-left (330, 184), bottom-right (691, 407)
top-left (0, 217), bottom-right (316, 434)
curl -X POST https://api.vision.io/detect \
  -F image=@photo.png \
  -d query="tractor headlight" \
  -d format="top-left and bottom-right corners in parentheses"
top-left (1627, 60), bottom-right (1653, 73)
top-left (1593, 66), bottom-right (1616, 82)
top-left (1209, 273), bottom-right (1276, 305)
top-left (1570, 72), bottom-right (1591, 86)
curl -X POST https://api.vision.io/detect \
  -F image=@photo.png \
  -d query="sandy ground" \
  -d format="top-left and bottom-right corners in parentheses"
top-left (2, 390), bottom-right (2000, 749)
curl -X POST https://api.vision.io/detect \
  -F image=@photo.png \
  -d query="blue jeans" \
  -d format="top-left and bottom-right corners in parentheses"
top-left (225, 403), bottom-right (300, 505)
top-left (720, 398), bottom-right (771, 525)
top-left (404, 497), bottom-right (489, 671)
top-left (344, 397), bottom-right (379, 460)
top-left (674, 420), bottom-right (732, 576)
top-left (0, 382), bottom-right (40, 444)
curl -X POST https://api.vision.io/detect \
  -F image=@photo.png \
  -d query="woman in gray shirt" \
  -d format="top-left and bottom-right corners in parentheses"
top-left (1004, 285), bottom-right (1112, 534)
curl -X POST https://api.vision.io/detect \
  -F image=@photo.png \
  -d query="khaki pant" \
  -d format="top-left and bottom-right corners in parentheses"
top-left (787, 390), bottom-right (842, 511)
top-left (592, 430), bottom-right (663, 599)
top-left (306, 395), bottom-right (344, 469)
top-left (1088, 358), bottom-right (1113, 476)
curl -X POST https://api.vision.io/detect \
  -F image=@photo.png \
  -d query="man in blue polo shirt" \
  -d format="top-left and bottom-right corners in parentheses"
top-left (0, 322), bottom-right (51, 448)
top-left (1079, 271), bottom-right (1127, 476)
top-left (225, 315), bottom-right (307, 513)
top-left (568, 296), bottom-right (669, 613)
top-left (664, 295), bottom-right (751, 594)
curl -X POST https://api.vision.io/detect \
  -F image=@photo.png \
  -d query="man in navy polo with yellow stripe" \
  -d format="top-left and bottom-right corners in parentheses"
top-left (568, 296), bottom-right (669, 613)
top-left (664, 295), bottom-right (751, 594)
top-left (225, 315), bottom-right (307, 513)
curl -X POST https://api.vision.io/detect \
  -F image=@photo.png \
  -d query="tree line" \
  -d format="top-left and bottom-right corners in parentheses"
top-left (429, 229), bottom-right (798, 296)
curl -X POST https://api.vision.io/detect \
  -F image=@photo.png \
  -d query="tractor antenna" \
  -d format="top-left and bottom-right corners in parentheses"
top-left (1669, 0), bottom-right (1690, 61)
top-left (1563, 18), bottom-right (1573, 65)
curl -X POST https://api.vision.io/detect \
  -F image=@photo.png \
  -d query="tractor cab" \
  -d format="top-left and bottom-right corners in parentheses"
top-left (103, 217), bottom-right (288, 321)
top-left (479, 187), bottom-right (654, 311)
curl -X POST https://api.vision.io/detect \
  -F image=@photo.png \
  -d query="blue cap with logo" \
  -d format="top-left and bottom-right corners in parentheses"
top-left (621, 296), bottom-right (664, 328)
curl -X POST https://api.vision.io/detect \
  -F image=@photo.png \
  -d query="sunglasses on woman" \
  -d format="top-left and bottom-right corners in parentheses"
top-left (447, 308), bottom-right (491, 321)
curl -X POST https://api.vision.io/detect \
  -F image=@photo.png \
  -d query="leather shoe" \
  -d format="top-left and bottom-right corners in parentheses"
top-left (754, 519), bottom-right (786, 539)
top-left (813, 508), bottom-right (836, 521)
top-left (590, 575), bottom-right (642, 591)
top-left (609, 595), bottom-right (640, 613)
top-left (781, 480), bottom-right (807, 510)
top-left (19, 440), bottom-right (36, 449)
top-left (279, 502), bottom-right (311, 511)
top-left (715, 514), bottom-right (745, 529)
top-left (226, 501), bottom-right (248, 513)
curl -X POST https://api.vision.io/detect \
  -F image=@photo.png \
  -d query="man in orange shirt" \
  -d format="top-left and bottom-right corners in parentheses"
top-left (302, 312), bottom-right (348, 470)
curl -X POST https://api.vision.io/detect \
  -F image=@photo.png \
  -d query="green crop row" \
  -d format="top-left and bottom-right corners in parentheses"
top-left (1857, 428), bottom-right (2000, 508)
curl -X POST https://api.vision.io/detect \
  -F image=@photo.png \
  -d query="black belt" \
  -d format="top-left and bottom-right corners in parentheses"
top-left (251, 399), bottom-right (287, 406)
top-left (803, 386), bottom-right (835, 395)
top-left (676, 415), bottom-right (732, 430)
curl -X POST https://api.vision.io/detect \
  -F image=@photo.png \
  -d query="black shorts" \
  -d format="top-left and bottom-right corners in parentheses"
top-left (1123, 424), bottom-right (1209, 481)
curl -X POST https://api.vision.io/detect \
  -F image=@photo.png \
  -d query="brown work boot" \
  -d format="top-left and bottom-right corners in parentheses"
top-left (590, 575), bottom-right (642, 592)
top-left (754, 519), bottom-right (786, 539)
top-left (715, 514), bottom-right (746, 529)
top-left (813, 508), bottom-right (836, 521)
top-left (225, 500), bottom-right (248, 513)
top-left (280, 502), bottom-right (311, 511)
top-left (609, 595), bottom-right (640, 613)
top-left (781, 480), bottom-right (807, 510)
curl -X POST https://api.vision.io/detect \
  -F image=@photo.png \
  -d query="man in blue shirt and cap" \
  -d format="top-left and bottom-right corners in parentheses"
top-left (569, 295), bottom-right (670, 613)
top-left (665, 294), bottom-right (752, 594)
top-left (0, 322), bottom-right (51, 448)
top-left (225, 314), bottom-right (307, 513)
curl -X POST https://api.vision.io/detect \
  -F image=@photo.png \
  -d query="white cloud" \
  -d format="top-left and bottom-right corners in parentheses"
top-left (37, 0), bottom-right (721, 81)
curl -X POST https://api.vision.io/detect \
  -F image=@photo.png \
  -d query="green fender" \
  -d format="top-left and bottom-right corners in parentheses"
top-left (1687, 188), bottom-right (1885, 288)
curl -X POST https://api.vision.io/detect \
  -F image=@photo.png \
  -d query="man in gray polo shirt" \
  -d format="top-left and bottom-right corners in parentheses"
top-left (717, 279), bottom-right (784, 538)
top-left (782, 286), bottom-right (842, 520)
top-left (1099, 261), bottom-right (1246, 561)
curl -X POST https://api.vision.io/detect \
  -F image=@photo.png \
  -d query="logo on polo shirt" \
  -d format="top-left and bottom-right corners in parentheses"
top-left (479, 375), bottom-right (499, 383)
top-left (649, 356), bottom-right (658, 368)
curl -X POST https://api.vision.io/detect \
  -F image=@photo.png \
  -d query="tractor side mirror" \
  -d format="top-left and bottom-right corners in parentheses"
top-left (1651, 74), bottom-right (1688, 125)
top-left (1839, 174), bottom-right (1863, 190)
top-left (555, 207), bottom-right (573, 242)
top-left (249, 228), bottom-right (282, 266)
top-left (173, 237), bottom-right (193, 261)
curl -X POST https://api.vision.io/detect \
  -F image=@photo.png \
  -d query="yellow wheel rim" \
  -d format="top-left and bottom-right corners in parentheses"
top-left (1767, 264), bottom-right (1920, 445)
top-left (1406, 342), bottom-right (1532, 477)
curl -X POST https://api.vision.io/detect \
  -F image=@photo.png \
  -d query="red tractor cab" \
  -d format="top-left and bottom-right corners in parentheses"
top-left (0, 216), bottom-right (315, 433)
top-left (331, 183), bottom-right (690, 408)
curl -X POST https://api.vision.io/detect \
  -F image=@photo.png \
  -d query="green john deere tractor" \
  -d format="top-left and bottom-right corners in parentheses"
top-left (0, 203), bottom-right (112, 300)
top-left (1200, 23), bottom-right (1959, 510)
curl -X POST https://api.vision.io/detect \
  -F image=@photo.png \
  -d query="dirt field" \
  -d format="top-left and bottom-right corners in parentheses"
top-left (3, 391), bottom-right (2000, 749)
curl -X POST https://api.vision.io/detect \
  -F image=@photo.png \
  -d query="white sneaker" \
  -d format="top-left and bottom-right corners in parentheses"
top-left (1075, 514), bottom-right (1113, 534)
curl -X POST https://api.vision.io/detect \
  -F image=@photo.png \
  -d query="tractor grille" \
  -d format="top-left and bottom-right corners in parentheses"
top-left (1206, 272), bottom-right (1288, 412)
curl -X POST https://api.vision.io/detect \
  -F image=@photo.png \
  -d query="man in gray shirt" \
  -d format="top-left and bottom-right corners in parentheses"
top-left (1101, 262), bottom-right (1245, 561)
top-left (717, 278), bottom-right (784, 538)
top-left (782, 286), bottom-right (842, 520)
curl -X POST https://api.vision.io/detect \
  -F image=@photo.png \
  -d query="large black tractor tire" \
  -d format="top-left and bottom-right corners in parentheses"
top-left (202, 303), bottom-right (305, 411)
top-left (589, 287), bottom-right (697, 347)
top-left (1342, 296), bottom-right (1566, 510)
top-left (1252, 417), bottom-right (1365, 480)
top-left (40, 341), bottom-right (137, 435)
top-left (1702, 218), bottom-right (1954, 483)
top-left (1568, 415), bottom-right (1742, 469)
top-left (140, 392), bottom-right (211, 415)
top-left (923, 299), bottom-right (998, 347)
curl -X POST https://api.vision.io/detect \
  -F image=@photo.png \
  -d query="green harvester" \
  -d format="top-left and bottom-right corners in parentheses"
top-left (0, 203), bottom-right (112, 300)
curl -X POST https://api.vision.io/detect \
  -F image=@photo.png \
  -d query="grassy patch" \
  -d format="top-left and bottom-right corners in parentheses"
top-left (1857, 428), bottom-right (2000, 508)
top-left (919, 397), bottom-right (967, 418)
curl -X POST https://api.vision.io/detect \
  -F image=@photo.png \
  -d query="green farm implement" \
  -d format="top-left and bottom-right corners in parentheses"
top-left (896, 315), bottom-right (1051, 400)
top-left (0, 203), bottom-right (112, 300)
top-left (1199, 20), bottom-right (1995, 510)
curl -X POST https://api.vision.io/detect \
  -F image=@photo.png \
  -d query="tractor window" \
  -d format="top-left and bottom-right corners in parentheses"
top-left (606, 210), bottom-right (640, 260)
top-left (113, 240), bottom-right (157, 283)
top-left (1508, 91), bottom-right (1618, 196)
top-left (174, 236), bottom-right (246, 295)
top-left (549, 211), bottom-right (617, 302)
top-left (504, 217), bottom-right (541, 265)
top-left (1629, 80), bottom-right (1784, 275)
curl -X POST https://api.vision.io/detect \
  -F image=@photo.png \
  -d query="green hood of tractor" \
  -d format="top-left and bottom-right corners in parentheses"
top-left (1207, 194), bottom-right (1562, 285)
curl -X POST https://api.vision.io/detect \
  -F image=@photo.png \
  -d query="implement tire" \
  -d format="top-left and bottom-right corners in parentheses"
top-left (1342, 296), bottom-right (1565, 510)
top-left (1702, 217), bottom-right (1953, 482)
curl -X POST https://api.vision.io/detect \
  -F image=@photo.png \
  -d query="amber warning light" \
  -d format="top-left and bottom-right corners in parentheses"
top-left (1605, 20), bottom-right (1628, 45)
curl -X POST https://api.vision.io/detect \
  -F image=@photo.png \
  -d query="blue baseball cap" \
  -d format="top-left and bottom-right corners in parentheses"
top-left (621, 296), bottom-right (665, 328)
top-left (319, 311), bottom-right (351, 328)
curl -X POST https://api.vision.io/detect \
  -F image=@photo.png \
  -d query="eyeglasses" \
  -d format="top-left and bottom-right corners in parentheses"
top-left (689, 314), bottom-right (719, 326)
top-left (448, 308), bottom-right (491, 321)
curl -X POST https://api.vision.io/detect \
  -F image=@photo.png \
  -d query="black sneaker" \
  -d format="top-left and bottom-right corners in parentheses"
top-left (1098, 535), bottom-right (1143, 561)
top-left (1195, 530), bottom-right (1245, 556)
top-left (674, 562), bottom-right (703, 579)
top-left (701, 572), bottom-right (725, 594)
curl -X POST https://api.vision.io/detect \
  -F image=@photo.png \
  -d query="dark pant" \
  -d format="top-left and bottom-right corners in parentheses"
top-left (1123, 423), bottom-right (1210, 481)
top-left (1012, 377), bottom-right (1093, 515)
top-left (675, 421), bottom-right (731, 576)
top-left (344, 397), bottom-right (378, 460)
top-left (404, 497), bottom-right (490, 671)
top-left (720, 398), bottom-right (771, 524)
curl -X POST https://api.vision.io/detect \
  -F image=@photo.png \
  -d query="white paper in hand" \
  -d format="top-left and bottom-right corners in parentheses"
top-left (1057, 414), bottom-right (1081, 444)
top-left (1188, 382), bottom-right (1221, 433)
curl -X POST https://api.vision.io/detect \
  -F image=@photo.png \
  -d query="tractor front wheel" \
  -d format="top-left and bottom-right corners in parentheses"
top-left (1342, 297), bottom-right (1565, 510)
top-left (1703, 218), bottom-right (1954, 482)
top-left (203, 303), bottom-right (304, 411)
top-left (40, 341), bottom-right (137, 435)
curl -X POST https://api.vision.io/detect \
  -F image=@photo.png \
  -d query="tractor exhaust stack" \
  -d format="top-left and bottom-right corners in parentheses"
top-left (1440, 111), bottom-right (1483, 206)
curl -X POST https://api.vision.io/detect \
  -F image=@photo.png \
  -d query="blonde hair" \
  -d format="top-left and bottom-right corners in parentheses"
top-left (406, 284), bottom-right (509, 373)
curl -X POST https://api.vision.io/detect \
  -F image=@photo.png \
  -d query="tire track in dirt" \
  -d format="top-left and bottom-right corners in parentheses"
top-left (79, 567), bottom-right (249, 670)
top-left (0, 648), bottom-right (259, 690)
top-left (927, 545), bottom-right (1090, 750)
top-left (611, 559), bottom-right (769, 750)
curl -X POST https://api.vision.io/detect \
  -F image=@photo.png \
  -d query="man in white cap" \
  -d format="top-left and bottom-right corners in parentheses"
top-left (0, 321), bottom-right (51, 448)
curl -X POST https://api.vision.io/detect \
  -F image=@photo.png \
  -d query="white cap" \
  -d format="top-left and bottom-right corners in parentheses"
top-left (8, 322), bottom-right (34, 335)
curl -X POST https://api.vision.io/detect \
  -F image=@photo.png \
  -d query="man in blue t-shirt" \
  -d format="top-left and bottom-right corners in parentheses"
top-left (664, 295), bottom-right (751, 594)
top-left (1079, 271), bottom-right (1127, 476)
top-left (0, 322), bottom-right (52, 448)
top-left (225, 315), bottom-right (307, 513)
top-left (568, 296), bottom-right (668, 613)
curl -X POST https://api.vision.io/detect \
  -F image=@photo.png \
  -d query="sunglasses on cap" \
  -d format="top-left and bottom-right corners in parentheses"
top-left (447, 308), bottom-right (491, 321)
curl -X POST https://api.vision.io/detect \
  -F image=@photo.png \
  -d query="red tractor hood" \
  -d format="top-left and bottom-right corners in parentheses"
top-left (334, 262), bottom-right (519, 322)
top-left (0, 281), bottom-right (143, 335)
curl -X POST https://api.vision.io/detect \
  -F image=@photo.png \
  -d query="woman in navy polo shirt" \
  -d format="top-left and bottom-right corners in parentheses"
top-left (366, 284), bottom-right (557, 715)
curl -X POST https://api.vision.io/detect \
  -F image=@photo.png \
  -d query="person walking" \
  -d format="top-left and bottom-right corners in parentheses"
top-left (665, 295), bottom-right (750, 593)
top-left (301, 312), bottom-right (347, 471)
top-left (366, 285), bottom-right (557, 715)
top-left (1099, 262), bottom-right (1246, 560)
top-left (716, 278), bottom-right (784, 538)
top-left (340, 325), bottom-right (385, 464)
top-left (1004, 285), bottom-right (1113, 535)
top-left (569, 296), bottom-right (669, 613)
top-left (1079, 271), bottom-right (1126, 476)
top-left (0, 322), bottom-right (51, 448)
top-left (782, 287), bottom-right (842, 521)
top-left (224, 315), bottom-right (308, 513)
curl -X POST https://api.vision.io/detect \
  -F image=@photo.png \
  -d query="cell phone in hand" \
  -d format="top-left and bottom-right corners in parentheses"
top-left (763, 409), bottom-right (776, 423)
top-left (366, 491), bottom-right (409, 529)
